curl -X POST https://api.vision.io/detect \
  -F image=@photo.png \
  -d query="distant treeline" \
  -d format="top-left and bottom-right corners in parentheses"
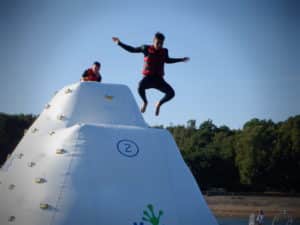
top-left (0, 113), bottom-right (299, 193)
top-left (0, 113), bottom-right (37, 166)
top-left (161, 116), bottom-right (300, 193)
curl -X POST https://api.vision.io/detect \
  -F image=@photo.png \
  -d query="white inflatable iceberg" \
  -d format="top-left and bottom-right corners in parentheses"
top-left (0, 82), bottom-right (218, 225)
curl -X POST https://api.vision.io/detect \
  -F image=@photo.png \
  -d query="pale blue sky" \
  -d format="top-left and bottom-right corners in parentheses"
top-left (0, 0), bottom-right (299, 128)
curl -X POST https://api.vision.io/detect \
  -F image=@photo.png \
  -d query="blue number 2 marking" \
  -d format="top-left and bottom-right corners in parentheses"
top-left (117, 140), bottom-right (139, 157)
top-left (125, 143), bottom-right (132, 152)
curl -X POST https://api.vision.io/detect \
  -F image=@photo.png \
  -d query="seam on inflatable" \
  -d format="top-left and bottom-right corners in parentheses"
top-left (49, 127), bottom-right (80, 225)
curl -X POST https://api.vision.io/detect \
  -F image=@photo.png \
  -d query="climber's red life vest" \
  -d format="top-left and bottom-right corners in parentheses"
top-left (85, 69), bottom-right (101, 82)
top-left (142, 46), bottom-right (166, 77)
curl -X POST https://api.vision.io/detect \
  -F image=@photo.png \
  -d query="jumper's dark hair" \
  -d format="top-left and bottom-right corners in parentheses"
top-left (93, 61), bottom-right (101, 67)
top-left (155, 32), bottom-right (165, 42)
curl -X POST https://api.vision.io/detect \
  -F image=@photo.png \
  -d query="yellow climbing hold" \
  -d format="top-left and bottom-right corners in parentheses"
top-left (65, 88), bottom-right (72, 94)
top-left (31, 128), bottom-right (38, 133)
top-left (8, 216), bottom-right (15, 222)
top-left (35, 178), bottom-right (45, 184)
top-left (28, 162), bottom-right (35, 167)
top-left (40, 203), bottom-right (49, 209)
top-left (56, 148), bottom-right (65, 154)
top-left (105, 95), bottom-right (114, 100)
top-left (57, 114), bottom-right (65, 120)
top-left (8, 184), bottom-right (15, 190)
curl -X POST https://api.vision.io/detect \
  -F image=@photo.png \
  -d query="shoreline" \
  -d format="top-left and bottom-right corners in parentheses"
top-left (205, 195), bottom-right (300, 219)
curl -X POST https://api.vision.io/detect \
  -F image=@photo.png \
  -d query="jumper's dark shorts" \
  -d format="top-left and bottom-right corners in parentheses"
top-left (138, 76), bottom-right (175, 105)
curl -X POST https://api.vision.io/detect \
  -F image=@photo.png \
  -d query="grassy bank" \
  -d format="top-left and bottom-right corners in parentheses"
top-left (205, 195), bottom-right (300, 219)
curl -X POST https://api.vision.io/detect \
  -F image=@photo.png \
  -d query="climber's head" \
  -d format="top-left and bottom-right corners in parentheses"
top-left (92, 61), bottom-right (101, 73)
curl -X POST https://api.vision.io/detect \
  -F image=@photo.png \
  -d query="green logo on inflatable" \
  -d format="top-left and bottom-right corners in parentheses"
top-left (133, 204), bottom-right (164, 225)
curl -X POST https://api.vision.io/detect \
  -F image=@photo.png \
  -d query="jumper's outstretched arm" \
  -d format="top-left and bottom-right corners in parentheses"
top-left (112, 37), bottom-right (143, 53)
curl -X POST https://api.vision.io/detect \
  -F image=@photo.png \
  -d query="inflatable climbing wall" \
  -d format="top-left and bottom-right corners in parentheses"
top-left (0, 82), bottom-right (219, 225)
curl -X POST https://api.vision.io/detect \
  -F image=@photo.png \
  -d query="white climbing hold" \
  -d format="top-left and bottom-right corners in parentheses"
top-left (49, 131), bottom-right (55, 136)
top-left (45, 103), bottom-right (51, 109)
top-left (17, 153), bottom-right (24, 159)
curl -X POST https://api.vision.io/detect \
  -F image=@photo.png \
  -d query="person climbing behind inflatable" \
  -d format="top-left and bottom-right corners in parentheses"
top-left (112, 32), bottom-right (189, 116)
top-left (81, 61), bottom-right (102, 82)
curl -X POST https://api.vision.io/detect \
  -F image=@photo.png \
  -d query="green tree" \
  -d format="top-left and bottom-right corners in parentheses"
top-left (0, 113), bottom-right (36, 166)
top-left (272, 115), bottom-right (300, 191)
top-left (235, 119), bottom-right (277, 190)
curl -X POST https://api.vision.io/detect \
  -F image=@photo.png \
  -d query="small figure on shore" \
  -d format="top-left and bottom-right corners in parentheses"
top-left (249, 213), bottom-right (256, 225)
top-left (81, 61), bottom-right (102, 82)
top-left (112, 32), bottom-right (189, 116)
top-left (256, 209), bottom-right (265, 225)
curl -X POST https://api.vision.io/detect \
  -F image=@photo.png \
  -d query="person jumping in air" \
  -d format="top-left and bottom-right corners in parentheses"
top-left (112, 32), bottom-right (189, 116)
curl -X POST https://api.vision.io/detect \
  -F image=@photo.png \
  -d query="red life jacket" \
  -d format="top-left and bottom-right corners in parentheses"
top-left (142, 46), bottom-right (166, 76)
top-left (86, 69), bottom-right (100, 81)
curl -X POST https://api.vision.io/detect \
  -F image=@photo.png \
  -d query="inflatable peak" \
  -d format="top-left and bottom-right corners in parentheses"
top-left (41, 82), bottom-right (148, 129)
top-left (0, 82), bottom-right (218, 225)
